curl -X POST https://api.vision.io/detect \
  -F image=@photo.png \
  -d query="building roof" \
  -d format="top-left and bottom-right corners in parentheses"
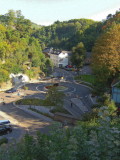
top-left (50, 50), bottom-right (72, 55)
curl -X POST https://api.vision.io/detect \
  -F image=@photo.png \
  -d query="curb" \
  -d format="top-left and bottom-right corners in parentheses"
top-left (73, 80), bottom-right (93, 90)
top-left (59, 67), bottom-right (93, 90)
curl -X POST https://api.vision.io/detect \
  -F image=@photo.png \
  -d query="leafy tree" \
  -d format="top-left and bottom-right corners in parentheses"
top-left (45, 87), bottom-right (65, 108)
top-left (0, 69), bottom-right (9, 83)
top-left (33, 19), bottom-right (100, 51)
top-left (92, 24), bottom-right (120, 84)
top-left (71, 42), bottom-right (86, 68)
top-left (0, 10), bottom-right (49, 85)
top-left (0, 107), bottom-right (120, 160)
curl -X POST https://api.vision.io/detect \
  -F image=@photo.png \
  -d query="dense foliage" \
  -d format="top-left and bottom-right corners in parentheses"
top-left (33, 19), bottom-right (101, 51)
top-left (92, 11), bottom-right (120, 86)
top-left (0, 107), bottom-right (120, 160)
top-left (71, 42), bottom-right (86, 68)
top-left (45, 87), bottom-right (65, 108)
top-left (0, 10), bottom-right (52, 83)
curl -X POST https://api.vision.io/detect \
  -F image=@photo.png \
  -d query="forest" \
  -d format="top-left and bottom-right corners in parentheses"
top-left (33, 18), bottom-right (102, 51)
top-left (0, 10), bottom-right (51, 84)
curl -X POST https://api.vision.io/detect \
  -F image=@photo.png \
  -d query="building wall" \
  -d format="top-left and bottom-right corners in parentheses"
top-left (49, 52), bottom-right (69, 67)
top-left (58, 52), bottom-right (68, 67)
top-left (50, 54), bottom-right (59, 67)
top-left (112, 87), bottom-right (120, 103)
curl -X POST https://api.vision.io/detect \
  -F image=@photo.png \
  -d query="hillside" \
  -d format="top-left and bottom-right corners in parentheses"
top-left (32, 19), bottom-right (102, 51)
top-left (0, 10), bottom-right (52, 84)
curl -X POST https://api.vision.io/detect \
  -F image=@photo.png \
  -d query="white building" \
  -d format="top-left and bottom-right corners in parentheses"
top-left (49, 50), bottom-right (71, 67)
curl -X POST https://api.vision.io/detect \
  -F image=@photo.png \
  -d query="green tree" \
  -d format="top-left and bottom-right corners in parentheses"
top-left (92, 24), bottom-right (120, 84)
top-left (71, 42), bottom-right (86, 68)
top-left (45, 87), bottom-right (65, 108)
top-left (0, 107), bottom-right (120, 160)
top-left (0, 69), bottom-right (9, 83)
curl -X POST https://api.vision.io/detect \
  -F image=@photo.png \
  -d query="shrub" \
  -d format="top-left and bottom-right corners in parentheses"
top-left (22, 86), bottom-right (28, 90)
top-left (0, 137), bottom-right (8, 145)
top-left (82, 108), bottom-right (99, 121)
top-left (16, 98), bottom-right (52, 106)
top-left (0, 69), bottom-right (9, 83)
top-left (0, 107), bottom-right (120, 160)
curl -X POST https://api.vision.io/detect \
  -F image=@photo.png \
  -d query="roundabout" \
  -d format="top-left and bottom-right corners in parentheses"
top-left (36, 82), bottom-right (75, 94)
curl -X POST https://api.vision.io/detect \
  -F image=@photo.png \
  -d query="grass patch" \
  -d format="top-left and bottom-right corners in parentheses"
top-left (0, 138), bottom-right (8, 146)
top-left (45, 85), bottom-right (67, 91)
top-left (75, 75), bottom-right (96, 85)
top-left (51, 107), bottom-right (71, 115)
top-left (57, 86), bottom-right (67, 91)
top-left (16, 98), bottom-right (53, 106)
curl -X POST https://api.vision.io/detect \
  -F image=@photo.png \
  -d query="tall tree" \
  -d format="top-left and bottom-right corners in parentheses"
top-left (71, 42), bottom-right (86, 68)
top-left (92, 24), bottom-right (120, 84)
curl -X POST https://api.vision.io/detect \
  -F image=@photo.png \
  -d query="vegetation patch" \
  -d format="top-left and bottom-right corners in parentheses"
top-left (22, 86), bottom-right (29, 90)
top-left (16, 98), bottom-right (53, 106)
top-left (0, 138), bottom-right (8, 146)
top-left (51, 107), bottom-right (70, 115)
top-left (116, 82), bottom-right (120, 89)
top-left (75, 74), bottom-right (96, 85)
top-left (45, 85), bottom-right (67, 91)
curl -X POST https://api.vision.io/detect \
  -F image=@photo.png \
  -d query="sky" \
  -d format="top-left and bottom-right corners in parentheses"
top-left (0, 0), bottom-right (119, 26)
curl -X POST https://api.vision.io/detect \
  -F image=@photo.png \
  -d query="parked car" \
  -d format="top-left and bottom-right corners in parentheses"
top-left (5, 88), bottom-right (17, 93)
top-left (0, 124), bottom-right (12, 135)
top-left (0, 120), bottom-right (11, 126)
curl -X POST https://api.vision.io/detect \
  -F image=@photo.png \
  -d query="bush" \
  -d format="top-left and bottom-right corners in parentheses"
top-left (16, 98), bottom-right (44, 105)
top-left (0, 137), bottom-right (8, 145)
top-left (0, 69), bottom-right (9, 83)
top-left (22, 86), bottom-right (28, 90)
top-left (16, 98), bottom-right (52, 106)
top-left (0, 107), bottom-right (120, 160)
top-left (82, 108), bottom-right (99, 121)
top-left (51, 107), bottom-right (70, 114)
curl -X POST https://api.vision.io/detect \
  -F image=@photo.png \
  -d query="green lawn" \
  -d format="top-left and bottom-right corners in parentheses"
top-left (75, 75), bottom-right (96, 85)
top-left (16, 98), bottom-right (53, 106)
top-left (57, 86), bottom-right (67, 91)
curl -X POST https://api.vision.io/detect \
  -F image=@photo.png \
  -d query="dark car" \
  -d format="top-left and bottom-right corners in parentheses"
top-left (0, 124), bottom-right (12, 135)
top-left (5, 88), bottom-right (17, 93)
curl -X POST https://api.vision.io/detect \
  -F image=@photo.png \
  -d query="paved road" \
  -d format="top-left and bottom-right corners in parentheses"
top-left (53, 68), bottom-right (93, 117)
top-left (0, 67), bottom-right (92, 141)
top-left (0, 102), bottom-right (52, 142)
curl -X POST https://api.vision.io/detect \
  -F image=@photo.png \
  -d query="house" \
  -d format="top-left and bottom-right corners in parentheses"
top-left (48, 50), bottom-right (72, 67)
top-left (111, 79), bottom-right (120, 103)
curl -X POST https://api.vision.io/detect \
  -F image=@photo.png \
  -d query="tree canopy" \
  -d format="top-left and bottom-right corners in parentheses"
top-left (0, 10), bottom-right (51, 83)
top-left (92, 22), bottom-right (120, 84)
top-left (71, 42), bottom-right (86, 68)
top-left (33, 19), bottom-right (101, 51)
